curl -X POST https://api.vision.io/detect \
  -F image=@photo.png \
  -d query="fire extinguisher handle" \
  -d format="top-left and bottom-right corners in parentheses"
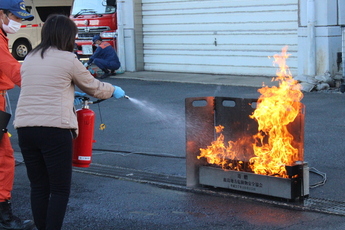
top-left (90, 99), bottom-right (105, 104)
top-left (74, 96), bottom-right (106, 105)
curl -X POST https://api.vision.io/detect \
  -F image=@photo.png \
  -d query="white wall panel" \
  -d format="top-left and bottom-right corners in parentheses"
top-left (142, 0), bottom-right (299, 76)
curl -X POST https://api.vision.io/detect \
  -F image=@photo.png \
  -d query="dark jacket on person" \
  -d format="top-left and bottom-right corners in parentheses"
top-left (88, 41), bottom-right (120, 70)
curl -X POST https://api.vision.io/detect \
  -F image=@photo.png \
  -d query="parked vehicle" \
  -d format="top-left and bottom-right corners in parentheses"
top-left (8, 0), bottom-right (72, 60)
top-left (70, 0), bottom-right (117, 58)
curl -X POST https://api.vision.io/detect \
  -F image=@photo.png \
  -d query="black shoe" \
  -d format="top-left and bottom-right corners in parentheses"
top-left (0, 201), bottom-right (35, 230)
top-left (110, 70), bottom-right (117, 75)
top-left (100, 73), bottom-right (111, 79)
top-left (101, 69), bottom-right (109, 74)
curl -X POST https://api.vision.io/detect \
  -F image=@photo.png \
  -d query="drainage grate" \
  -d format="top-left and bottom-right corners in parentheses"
top-left (303, 198), bottom-right (345, 215)
top-left (73, 163), bottom-right (345, 216)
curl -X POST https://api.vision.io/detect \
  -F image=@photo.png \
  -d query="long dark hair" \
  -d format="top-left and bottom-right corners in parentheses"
top-left (31, 14), bottom-right (78, 58)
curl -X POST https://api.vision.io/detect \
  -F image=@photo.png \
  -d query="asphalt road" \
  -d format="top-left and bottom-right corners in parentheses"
top-left (6, 74), bottom-right (345, 229)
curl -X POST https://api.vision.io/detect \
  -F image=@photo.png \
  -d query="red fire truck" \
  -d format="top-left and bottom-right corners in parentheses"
top-left (70, 0), bottom-right (117, 58)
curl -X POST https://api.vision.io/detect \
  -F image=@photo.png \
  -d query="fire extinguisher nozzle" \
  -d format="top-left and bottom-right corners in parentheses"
top-left (124, 95), bottom-right (130, 99)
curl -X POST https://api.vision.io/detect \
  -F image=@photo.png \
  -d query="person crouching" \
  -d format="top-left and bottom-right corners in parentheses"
top-left (84, 35), bottom-right (121, 79)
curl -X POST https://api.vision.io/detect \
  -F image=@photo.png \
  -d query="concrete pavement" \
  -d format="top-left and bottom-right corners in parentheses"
top-left (113, 71), bottom-right (280, 88)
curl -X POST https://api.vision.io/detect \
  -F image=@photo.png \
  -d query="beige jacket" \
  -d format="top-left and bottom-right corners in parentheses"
top-left (14, 48), bottom-right (115, 133)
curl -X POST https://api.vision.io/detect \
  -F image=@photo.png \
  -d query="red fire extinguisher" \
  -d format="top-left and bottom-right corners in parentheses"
top-left (72, 97), bottom-right (104, 168)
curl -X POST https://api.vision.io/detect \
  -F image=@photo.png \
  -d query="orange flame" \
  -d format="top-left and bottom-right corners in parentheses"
top-left (198, 125), bottom-right (253, 171)
top-left (198, 46), bottom-right (304, 178)
top-left (249, 46), bottom-right (304, 177)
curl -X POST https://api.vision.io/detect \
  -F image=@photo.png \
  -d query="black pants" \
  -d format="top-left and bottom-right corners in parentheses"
top-left (17, 127), bottom-right (73, 230)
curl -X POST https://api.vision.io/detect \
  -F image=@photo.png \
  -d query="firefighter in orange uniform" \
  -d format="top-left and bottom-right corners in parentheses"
top-left (0, 0), bottom-right (35, 229)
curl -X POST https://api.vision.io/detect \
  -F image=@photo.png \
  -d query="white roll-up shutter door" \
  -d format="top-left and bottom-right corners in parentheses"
top-left (142, 0), bottom-right (298, 77)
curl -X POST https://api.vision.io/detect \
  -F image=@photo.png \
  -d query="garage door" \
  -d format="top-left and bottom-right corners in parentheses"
top-left (142, 0), bottom-right (298, 77)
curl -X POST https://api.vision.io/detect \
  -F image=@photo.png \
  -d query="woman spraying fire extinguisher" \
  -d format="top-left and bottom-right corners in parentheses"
top-left (13, 14), bottom-right (126, 230)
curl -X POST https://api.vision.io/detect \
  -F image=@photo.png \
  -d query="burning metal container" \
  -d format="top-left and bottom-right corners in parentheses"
top-left (185, 96), bottom-right (309, 200)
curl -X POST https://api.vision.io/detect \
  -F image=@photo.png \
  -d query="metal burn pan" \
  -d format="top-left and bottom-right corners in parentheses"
top-left (185, 96), bottom-right (308, 200)
top-left (199, 164), bottom-right (309, 200)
